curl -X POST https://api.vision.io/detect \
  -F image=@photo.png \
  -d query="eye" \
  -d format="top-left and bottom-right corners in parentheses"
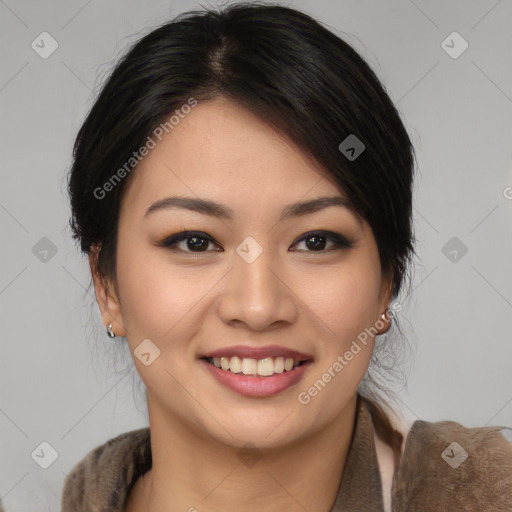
top-left (290, 231), bottom-right (354, 252)
top-left (157, 231), bottom-right (222, 254)
top-left (157, 230), bottom-right (354, 255)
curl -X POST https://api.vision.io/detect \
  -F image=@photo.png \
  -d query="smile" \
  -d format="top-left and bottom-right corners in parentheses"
top-left (204, 356), bottom-right (306, 377)
top-left (200, 356), bottom-right (313, 397)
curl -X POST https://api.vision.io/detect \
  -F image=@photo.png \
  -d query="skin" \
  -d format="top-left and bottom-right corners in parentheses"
top-left (90, 96), bottom-right (392, 512)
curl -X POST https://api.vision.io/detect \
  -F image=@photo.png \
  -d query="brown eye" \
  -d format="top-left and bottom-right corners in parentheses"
top-left (291, 231), bottom-right (354, 252)
top-left (158, 231), bottom-right (222, 253)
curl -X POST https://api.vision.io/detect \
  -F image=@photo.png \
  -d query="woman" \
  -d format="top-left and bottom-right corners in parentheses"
top-left (60, 2), bottom-right (512, 511)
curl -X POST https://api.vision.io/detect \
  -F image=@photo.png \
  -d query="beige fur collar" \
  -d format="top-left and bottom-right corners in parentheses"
top-left (57, 397), bottom-right (512, 511)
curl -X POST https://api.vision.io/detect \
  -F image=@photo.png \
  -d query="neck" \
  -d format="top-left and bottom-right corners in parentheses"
top-left (127, 394), bottom-right (358, 512)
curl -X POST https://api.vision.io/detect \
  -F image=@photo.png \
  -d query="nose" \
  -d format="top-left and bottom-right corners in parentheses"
top-left (217, 244), bottom-right (298, 331)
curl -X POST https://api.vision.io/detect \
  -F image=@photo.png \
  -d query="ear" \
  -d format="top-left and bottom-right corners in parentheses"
top-left (377, 272), bottom-right (394, 334)
top-left (89, 244), bottom-right (126, 337)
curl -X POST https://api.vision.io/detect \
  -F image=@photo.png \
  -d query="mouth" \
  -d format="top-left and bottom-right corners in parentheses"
top-left (201, 355), bottom-right (310, 377)
top-left (198, 345), bottom-right (314, 397)
top-left (200, 355), bottom-right (313, 397)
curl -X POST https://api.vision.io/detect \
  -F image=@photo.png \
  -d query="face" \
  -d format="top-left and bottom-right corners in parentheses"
top-left (92, 96), bottom-right (392, 449)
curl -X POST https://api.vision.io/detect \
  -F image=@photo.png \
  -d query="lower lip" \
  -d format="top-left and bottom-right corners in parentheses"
top-left (200, 359), bottom-right (312, 397)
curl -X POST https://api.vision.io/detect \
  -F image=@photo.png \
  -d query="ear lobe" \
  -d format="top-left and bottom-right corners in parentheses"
top-left (88, 244), bottom-right (126, 337)
top-left (377, 274), bottom-right (394, 334)
top-left (379, 273), bottom-right (393, 308)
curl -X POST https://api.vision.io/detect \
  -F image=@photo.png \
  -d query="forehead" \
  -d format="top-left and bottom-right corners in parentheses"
top-left (121, 97), bottom-right (348, 216)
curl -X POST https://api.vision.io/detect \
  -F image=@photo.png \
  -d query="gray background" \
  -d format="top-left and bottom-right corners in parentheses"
top-left (1, 0), bottom-right (511, 509)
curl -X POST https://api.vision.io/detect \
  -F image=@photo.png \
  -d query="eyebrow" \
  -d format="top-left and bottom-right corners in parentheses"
top-left (144, 195), bottom-right (357, 222)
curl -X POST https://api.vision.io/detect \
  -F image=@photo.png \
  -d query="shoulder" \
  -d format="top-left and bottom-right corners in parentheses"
top-left (61, 427), bottom-right (151, 511)
top-left (392, 418), bottom-right (512, 511)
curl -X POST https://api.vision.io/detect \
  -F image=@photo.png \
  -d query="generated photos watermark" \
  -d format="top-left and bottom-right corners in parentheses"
top-left (93, 97), bottom-right (198, 200)
top-left (297, 301), bottom-right (402, 405)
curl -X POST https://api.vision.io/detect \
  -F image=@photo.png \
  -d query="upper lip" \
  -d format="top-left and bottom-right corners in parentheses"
top-left (201, 345), bottom-right (314, 361)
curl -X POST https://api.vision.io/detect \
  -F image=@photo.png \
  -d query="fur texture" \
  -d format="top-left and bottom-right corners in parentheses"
top-left (55, 399), bottom-right (512, 511)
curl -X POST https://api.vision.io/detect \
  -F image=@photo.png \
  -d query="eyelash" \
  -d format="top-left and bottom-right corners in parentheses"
top-left (157, 230), bottom-right (354, 255)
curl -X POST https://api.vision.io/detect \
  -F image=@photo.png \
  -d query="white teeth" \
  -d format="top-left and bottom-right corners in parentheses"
top-left (241, 358), bottom-right (257, 375)
top-left (230, 356), bottom-right (242, 373)
top-left (207, 355), bottom-right (303, 376)
top-left (257, 357), bottom-right (274, 376)
top-left (274, 357), bottom-right (285, 373)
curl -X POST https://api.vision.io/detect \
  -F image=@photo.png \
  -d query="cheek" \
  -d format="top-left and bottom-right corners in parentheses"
top-left (293, 259), bottom-right (382, 344)
top-left (115, 233), bottom-right (184, 335)
top-left (115, 235), bottom-right (221, 346)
